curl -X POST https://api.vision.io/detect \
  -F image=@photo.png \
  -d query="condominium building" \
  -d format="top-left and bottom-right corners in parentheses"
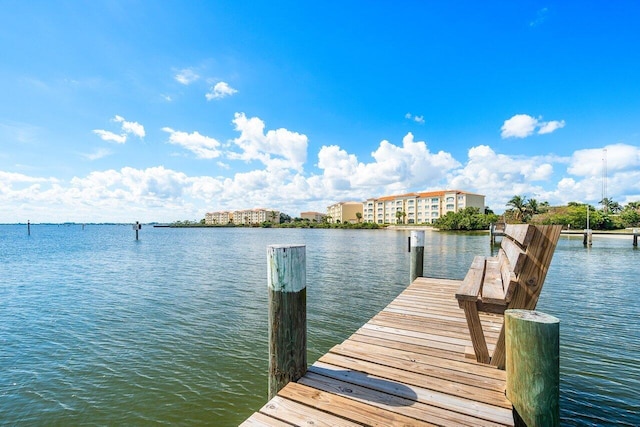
top-left (363, 190), bottom-right (485, 224)
top-left (204, 211), bottom-right (232, 225)
top-left (326, 201), bottom-right (363, 224)
top-left (233, 208), bottom-right (280, 225)
top-left (205, 208), bottom-right (280, 225)
top-left (300, 211), bottom-right (326, 222)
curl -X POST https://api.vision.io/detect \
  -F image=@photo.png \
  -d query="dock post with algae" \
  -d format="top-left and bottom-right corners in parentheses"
top-left (267, 244), bottom-right (307, 400)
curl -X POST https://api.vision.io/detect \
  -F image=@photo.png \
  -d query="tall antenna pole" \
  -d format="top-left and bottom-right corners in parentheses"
top-left (602, 148), bottom-right (608, 213)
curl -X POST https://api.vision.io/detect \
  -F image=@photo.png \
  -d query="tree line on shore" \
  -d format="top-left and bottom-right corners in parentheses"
top-left (170, 214), bottom-right (381, 229)
top-left (434, 195), bottom-right (640, 231)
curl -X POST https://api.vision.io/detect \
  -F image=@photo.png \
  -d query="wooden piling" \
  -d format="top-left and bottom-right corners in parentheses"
top-left (633, 229), bottom-right (638, 247)
top-left (267, 244), bottom-right (307, 400)
top-left (133, 221), bottom-right (141, 240)
top-left (409, 230), bottom-right (425, 283)
top-left (27, 220), bottom-right (30, 236)
top-left (505, 310), bottom-right (560, 427)
top-left (583, 229), bottom-right (592, 246)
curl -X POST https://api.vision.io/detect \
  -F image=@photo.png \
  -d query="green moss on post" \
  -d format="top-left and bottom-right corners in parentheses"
top-left (506, 309), bottom-right (560, 427)
top-left (267, 244), bottom-right (307, 400)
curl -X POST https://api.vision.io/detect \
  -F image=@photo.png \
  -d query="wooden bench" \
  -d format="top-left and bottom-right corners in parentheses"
top-left (455, 224), bottom-right (563, 369)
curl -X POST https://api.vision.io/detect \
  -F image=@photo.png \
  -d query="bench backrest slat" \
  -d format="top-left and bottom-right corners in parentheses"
top-left (507, 224), bottom-right (563, 311)
top-left (500, 237), bottom-right (527, 276)
top-left (503, 224), bottom-right (536, 248)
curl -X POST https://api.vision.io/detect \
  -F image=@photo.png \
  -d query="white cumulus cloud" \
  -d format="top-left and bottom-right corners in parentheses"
top-left (175, 68), bottom-right (200, 85)
top-left (315, 132), bottom-right (460, 196)
top-left (448, 144), bottom-right (559, 210)
top-left (162, 127), bottom-right (222, 159)
top-left (92, 130), bottom-right (127, 144)
top-left (114, 115), bottom-right (145, 138)
top-left (82, 148), bottom-right (112, 161)
top-left (230, 113), bottom-right (307, 172)
top-left (93, 115), bottom-right (145, 144)
top-left (567, 143), bottom-right (640, 176)
top-left (405, 113), bottom-right (425, 124)
top-left (206, 81), bottom-right (238, 100)
top-left (538, 120), bottom-right (566, 134)
top-left (501, 114), bottom-right (565, 138)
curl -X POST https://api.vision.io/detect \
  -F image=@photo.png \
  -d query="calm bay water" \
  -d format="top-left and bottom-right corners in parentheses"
top-left (1, 225), bottom-right (638, 426)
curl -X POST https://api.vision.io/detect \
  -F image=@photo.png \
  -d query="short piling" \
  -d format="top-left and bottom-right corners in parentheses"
top-left (133, 221), bottom-right (141, 240)
top-left (27, 220), bottom-right (31, 236)
top-left (633, 229), bottom-right (638, 247)
top-left (583, 229), bottom-right (592, 246)
top-left (409, 230), bottom-right (425, 283)
top-left (267, 244), bottom-right (307, 400)
top-left (505, 310), bottom-right (560, 427)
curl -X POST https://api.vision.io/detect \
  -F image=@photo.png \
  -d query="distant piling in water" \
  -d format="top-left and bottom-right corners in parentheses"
top-left (27, 220), bottom-right (30, 236)
top-left (133, 221), bottom-right (142, 240)
top-left (267, 244), bottom-right (306, 400)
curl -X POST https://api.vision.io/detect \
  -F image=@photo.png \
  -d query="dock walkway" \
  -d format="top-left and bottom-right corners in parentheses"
top-left (242, 276), bottom-right (514, 426)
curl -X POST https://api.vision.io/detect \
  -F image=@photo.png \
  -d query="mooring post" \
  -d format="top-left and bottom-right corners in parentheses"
top-left (409, 230), bottom-right (425, 283)
top-left (633, 229), bottom-right (638, 247)
top-left (505, 310), bottom-right (560, 427)
top-left (133, 221), bottom-right (141, 240)
top-left (267, 244), bottom-right (307, 400)
top-left (27, 220), bottom-right (31, 236)
top-left (489, 223), bottom-right (495, 245)
top-left (583, 229), bottom-right (592, 246)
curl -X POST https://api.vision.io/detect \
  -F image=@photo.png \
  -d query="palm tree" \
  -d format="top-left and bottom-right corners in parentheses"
top-left (355, 212), bottom-right (362, 223)
top-left (395, 210), bottom-right (406, 224)
top-left (506, 195), bottom-right (527, 222)
top-left (600, 198), bottom-right (622, 214)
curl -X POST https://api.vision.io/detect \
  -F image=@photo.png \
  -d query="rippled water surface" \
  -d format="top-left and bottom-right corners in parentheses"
top-left (1, 225), bottom-right (638, 425)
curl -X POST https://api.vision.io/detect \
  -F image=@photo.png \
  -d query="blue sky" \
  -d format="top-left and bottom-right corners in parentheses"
top-left (1, 1), bottom-right (639, 223)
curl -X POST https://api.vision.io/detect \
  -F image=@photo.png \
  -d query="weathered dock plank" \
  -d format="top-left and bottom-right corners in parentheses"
top-left (241, 276), bottom-right (513, 426)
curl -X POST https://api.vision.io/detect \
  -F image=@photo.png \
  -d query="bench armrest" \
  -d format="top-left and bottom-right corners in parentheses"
top-left (455, 255), bottom-right (486, 303)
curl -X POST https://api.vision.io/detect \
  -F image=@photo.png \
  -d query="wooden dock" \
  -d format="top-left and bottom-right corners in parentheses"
top-left (242, 276), bottom-right (514, 426)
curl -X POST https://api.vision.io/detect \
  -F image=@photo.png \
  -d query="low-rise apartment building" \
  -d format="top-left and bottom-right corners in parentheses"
top-left (205, 208), bottom-right (280, 225)
top-left (233, 208), bottom-right (280, 225)
top-left (300, 211), bottom-right (326, 222)
top-left (326, 201), bottom-right (362, 224)
top-left (363, 190), bottom-right (485, 224)
top-left (204, 211), bottom-right (232, 225)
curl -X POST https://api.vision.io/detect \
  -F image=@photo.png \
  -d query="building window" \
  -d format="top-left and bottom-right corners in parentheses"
top-left (446, 204), bottom-right (455, 210)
